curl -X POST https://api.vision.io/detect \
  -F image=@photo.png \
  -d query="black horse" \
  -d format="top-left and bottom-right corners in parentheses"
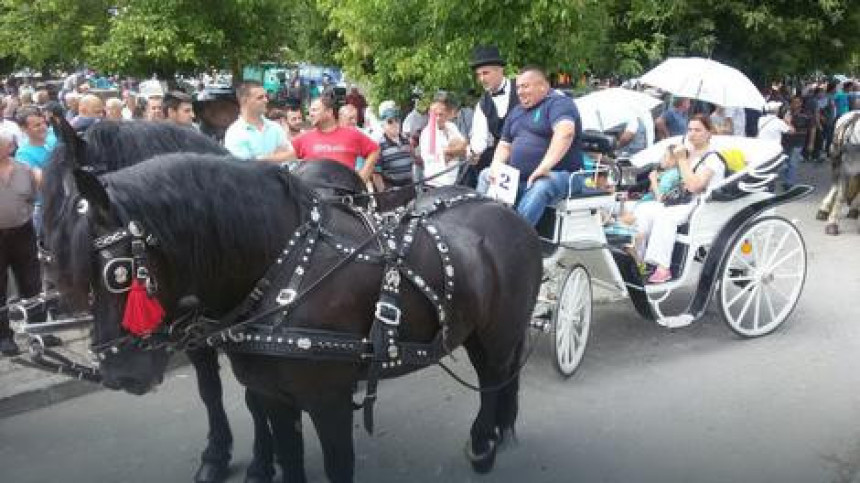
top-left (42, 120), bottom-right (282, 483)
top-left (51, 147), bottom-right (542, 481)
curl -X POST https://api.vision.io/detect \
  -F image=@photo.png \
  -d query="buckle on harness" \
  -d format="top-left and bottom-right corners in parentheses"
top-left (375, 302), bottom-right (401, 326)
top-left (276, 289), bottom-right (297, 306)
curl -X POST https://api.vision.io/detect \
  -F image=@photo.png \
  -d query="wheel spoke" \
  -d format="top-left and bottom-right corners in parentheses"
top-left (735, 283), bottom-right (760, 326)
top-left (730, 251), bottom-right (758, 273)
top-left (765, 247), bottom-right (802, 273)
top-left (763, 285), bottom-right (777, 323)
top-left (726, 280), bottom-right (758, 309)
top-left (763, 226), bottom-right (792, 269)
top-left (753, 282), bottom-right (763, 330)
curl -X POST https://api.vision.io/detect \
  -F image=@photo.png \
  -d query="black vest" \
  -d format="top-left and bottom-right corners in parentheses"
top-left (477, 80), bottom-right (519, 170)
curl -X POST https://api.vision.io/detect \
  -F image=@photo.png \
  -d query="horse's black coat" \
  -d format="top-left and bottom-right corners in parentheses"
top-left (54, 146), bottom-right (542, 481)
top-left (42, 120), bottom-right (280, 483)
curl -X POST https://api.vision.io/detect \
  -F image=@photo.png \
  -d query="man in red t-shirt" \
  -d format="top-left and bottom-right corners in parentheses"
top-left (292, 97), bottom-right (379, 182)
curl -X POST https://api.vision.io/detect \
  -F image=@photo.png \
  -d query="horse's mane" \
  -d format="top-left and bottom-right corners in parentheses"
top-left (58, 154), bottom-right (317, 311)
top-left (42, 121), bottom-right (227, 307)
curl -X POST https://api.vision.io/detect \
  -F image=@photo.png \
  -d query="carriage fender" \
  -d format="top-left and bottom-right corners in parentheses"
top-left (686, 184), bottom-right (813, 320)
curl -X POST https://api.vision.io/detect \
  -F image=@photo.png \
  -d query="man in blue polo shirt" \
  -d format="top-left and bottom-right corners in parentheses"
top-left (225, 80), bottom-right (294, 162)
top-left (477, 66), bottom-right (586, 226)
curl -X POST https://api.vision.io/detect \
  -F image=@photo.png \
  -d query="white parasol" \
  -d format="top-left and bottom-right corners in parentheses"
top-left (575, 87), bottom-right (662, 131)
top-left (640, 57), bottom-right (766, 110)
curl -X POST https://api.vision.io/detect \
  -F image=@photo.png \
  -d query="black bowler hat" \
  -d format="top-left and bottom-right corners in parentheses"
top-left (469, 45), bottom-right (506, 69)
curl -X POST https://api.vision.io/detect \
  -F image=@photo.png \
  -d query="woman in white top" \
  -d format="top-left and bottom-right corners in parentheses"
top-left (635, 114), bottom-right (726, 283)
top-left (419, 92), bottom-right (467, 187)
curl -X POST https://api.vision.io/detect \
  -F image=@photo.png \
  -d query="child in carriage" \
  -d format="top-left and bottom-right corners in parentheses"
top-left (608, 144), bottom-right (687, 259)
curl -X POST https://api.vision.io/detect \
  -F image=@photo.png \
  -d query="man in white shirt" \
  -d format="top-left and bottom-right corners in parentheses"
top-left (468, 45), bottom-right (518, 187)
top-left (420, 92), bottom-right (467, 187)
top-left (757, 101), bottom-right (793, 146)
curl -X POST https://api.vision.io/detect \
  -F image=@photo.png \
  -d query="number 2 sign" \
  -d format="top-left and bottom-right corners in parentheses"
top-left (486, 164), bottom-right (520, 206)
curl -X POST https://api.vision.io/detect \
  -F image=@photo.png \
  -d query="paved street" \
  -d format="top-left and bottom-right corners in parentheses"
top-left (2, 162), bottom-right (860, 483)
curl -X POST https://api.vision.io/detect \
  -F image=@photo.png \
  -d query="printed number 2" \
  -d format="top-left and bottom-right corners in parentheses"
top-left (498, 173), bottom-right (511, 191)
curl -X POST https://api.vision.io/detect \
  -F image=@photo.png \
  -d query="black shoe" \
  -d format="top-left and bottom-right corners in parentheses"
top-left (0, 338), bottom-right (20, 356)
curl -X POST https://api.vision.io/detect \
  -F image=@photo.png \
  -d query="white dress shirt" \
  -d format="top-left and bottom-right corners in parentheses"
top-left (470, 78), bottom-right (514, 156)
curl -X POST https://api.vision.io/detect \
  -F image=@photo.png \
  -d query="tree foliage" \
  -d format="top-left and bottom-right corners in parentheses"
top-left (607, 0), bottom-right (860, 83)
top-left (86, 0), bottom-right (297, 78)
top-left (0, 0), bottom-right (110, 71)
top-left (319, 0), bottom-right (610, 104)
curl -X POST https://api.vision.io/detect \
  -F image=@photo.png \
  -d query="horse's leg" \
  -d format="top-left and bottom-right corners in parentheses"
top-left (826, 175), bottom-right (848, 235)
top-left (494, 337), bottom-right (525, 446)
top-left (187, 347), bottom-right (232, 483)
top-left (255, 394), bottom-right (307, 483)
top-left (462, 334), bottom-right (503, 474)
top-left (245, 389), bottom-right (276, 483)
top-left (306, 391), bottom-right (355, 483)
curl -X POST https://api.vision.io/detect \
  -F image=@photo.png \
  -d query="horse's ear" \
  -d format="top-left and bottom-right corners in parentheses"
top-left (52, 115), bottom-right (87, 168)
top-left (73, 168), bottom-right (111, 215)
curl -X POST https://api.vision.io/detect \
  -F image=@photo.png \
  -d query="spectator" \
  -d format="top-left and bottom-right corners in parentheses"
top-left (710, 106), bottom-right (734, 135)
top-left (0, 129), bottom-right (46, 356)
top-left (15, 106), bottom-right (53, 237)
top-left (121, 90), bottom-right (140, 120)
top-left (419, 92), bottom-right (467, 187)
top-left (143, 95), bottom-right (164, 122)
top-left (374, 107), bottom-right (415, 190)
top-left (783, 96), bottom-right (811, 188)
top-left (71, 94), bottom-right (104, 135)
top-left (105, 97), bottom-right (124, 120)
top-left (291, 96), bottom-right (379, 181)
top-left (345, 86), bottom-right (368, 127)
top-left (224, 81), bottom-right (293, 163)
top-left (163, 91), bottom-right (194, 126)
top-left (655, 97), bottom-right (690, 139)
top-left (63, 92), bottom-right (80, 121)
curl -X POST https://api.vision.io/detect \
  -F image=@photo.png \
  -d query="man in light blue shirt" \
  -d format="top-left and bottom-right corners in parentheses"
top-left (224, 81), bottom-right (294, 162)
top-left (14, 106), bottom-right (53, 237)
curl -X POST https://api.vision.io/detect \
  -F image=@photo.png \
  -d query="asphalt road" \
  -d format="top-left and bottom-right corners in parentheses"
top-left (2, 162), bottom-right (860, 483)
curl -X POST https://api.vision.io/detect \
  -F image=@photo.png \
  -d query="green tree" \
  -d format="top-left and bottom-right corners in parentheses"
top-left (319, 0), bottom-right (611, 104)
top-left (607, 0), bottom-right (860, 83)
top-left (0, 0), bottom-right (111, 72)
top-left (86, 0), bottom-right (314, 81)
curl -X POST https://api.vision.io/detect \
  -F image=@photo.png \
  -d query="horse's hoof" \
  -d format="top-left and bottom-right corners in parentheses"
top-left (825, 223), bottom-right (839, 236)
top-left (464, 438), bottom-right (498, 474)
top-left (848, 209), bottom-right (860, 220)
top-left (816, 210), bottom-right (830, 221)
top-left (193, 461), bottom-right (230, 483)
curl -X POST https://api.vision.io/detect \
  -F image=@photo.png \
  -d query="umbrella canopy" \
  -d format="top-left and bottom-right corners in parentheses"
top-left (640, 57), bottom-right (766, 110)
top-left (629, 135), bottom-right (782, 169)
top-left (575, 87), bottom-right (663, 131)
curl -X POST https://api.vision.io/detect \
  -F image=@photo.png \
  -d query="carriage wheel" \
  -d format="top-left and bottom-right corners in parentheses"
top-left (718, 216), bottom-right (807, 337)
top-left (552, 264), bottom-right (592, 377)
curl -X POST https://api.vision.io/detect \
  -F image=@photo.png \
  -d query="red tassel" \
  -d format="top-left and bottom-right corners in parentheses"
top-left (121, 279), bottom-right (165, 336)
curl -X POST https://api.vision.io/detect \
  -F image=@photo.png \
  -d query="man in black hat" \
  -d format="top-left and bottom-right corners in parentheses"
top-left (466, 45), bottom-right (519, 188)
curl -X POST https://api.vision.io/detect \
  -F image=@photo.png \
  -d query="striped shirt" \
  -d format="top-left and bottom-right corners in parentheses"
top-left (377, 134), bottom-right (414, 185)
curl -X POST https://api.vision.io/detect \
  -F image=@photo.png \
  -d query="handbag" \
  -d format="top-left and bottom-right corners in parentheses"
top-left (662, 184), bottom-right (693, 206)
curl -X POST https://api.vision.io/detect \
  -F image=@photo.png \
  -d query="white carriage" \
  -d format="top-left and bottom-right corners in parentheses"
top-left (534, 135), bottom-right (811, 377)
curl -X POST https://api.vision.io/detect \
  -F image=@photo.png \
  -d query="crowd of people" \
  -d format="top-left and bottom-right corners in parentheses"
top-left (0, 49), bottom-right (858, 354)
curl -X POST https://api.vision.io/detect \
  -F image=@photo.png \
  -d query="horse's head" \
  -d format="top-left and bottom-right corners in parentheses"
top-left (70, 168), bottom-right (171, 394)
